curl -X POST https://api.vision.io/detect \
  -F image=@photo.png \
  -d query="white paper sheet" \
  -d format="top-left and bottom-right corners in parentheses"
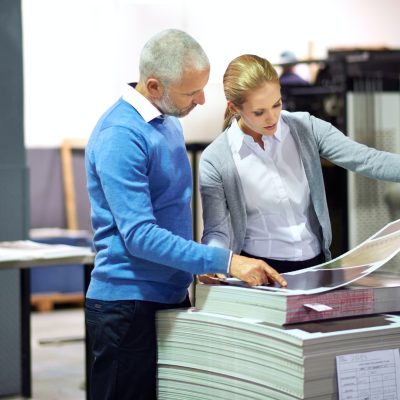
top-left (336, 349), bottom-right (400, 400)
top-left (223, 219), bottom-right (400, 295)
top-left (0, 240), bottom-right (93, 262)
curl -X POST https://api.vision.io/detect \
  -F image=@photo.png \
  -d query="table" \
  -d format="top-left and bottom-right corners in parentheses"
top-left (0, 240), bottom-right (94, 399)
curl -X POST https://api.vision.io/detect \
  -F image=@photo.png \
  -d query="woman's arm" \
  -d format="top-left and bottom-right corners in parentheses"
top-left (312, 116), bottom-right (400, 182)
top-left (199, 155), bottom-right (232, 250)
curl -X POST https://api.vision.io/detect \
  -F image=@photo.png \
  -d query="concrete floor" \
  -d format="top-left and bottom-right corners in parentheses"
top-left (5, 307), bottom-right (86, 400)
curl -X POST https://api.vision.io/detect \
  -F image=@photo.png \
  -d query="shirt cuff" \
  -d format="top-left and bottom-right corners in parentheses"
top-left (226, 250), bottom-right (233, 275)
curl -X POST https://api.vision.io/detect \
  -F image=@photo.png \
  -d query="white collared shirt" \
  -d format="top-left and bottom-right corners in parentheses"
top-left (122, 83), bottom-right (162, 122)
top-left (227, 118), bottom-right (320, 261)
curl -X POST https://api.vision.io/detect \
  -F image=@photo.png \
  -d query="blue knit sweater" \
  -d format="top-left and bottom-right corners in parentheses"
top-left (85, 97), bottom-right (230, 303)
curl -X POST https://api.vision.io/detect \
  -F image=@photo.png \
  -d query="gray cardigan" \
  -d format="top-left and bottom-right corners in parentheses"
top-left (199, 111), bottom-right (400, 261)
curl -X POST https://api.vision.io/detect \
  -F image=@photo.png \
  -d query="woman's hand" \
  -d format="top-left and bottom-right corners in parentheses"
top-left (197, 273), bottom-right (226, 285)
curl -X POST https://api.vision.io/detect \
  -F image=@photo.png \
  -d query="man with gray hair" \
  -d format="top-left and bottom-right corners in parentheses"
top-left (85, 29), bottom-right (286, 400)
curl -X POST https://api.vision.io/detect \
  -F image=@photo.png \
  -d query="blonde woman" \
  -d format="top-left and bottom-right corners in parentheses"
top-left (199, 54), bottom-right (400, 276)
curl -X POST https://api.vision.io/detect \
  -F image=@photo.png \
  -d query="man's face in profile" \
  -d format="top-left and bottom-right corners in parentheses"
top-left (155, 67), bottom-right (210, 118)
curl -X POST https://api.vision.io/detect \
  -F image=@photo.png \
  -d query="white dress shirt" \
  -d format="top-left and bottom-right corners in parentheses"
top-left (227, 118), bottom-right (321, 261)
top-left (122, 83), bottom-right (162, 122)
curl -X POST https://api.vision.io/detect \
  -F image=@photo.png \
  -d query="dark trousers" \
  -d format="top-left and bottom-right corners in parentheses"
top-left (85, 296), bottom-right (191, 400)
top-left (240, 250), bottom-right (325, 273)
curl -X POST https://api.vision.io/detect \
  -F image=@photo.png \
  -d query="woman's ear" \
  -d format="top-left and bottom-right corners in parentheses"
top-left (146, 78), bottom-right (164, 99)
top-left (228, 101), bottom-right (239, 115)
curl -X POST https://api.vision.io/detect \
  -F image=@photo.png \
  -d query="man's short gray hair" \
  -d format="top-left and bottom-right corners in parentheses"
top-left (139, 29), bottom-right (209, 87)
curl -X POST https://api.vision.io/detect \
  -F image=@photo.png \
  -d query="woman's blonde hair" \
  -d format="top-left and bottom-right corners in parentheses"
top-left (222, 54), bottom-right (279, 130)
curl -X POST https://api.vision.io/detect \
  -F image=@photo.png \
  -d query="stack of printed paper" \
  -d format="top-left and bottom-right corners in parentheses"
top-left (195, 218), bottom-right (400, 325)
top-left (157, 310), bottom-right (400, 400)
top-left (195, 274), bottom-right (400, 325)
top-left (157, 220), bottom-right (400, 399)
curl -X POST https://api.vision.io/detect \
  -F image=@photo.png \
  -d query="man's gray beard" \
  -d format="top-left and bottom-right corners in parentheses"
top-left (154, 91), bottom-right (191, 118)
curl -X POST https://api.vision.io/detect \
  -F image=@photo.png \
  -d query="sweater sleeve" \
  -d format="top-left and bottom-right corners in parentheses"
top-left (91, 126), bottom-right (230, 275)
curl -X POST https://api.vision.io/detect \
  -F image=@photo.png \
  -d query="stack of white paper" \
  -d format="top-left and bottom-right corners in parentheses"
top-left (195, 274), bottom-right (400, 325)
top-left (157, 220), bottom-right (400, 399)
top-left (157, 310), bottom-right (400, 399)
top-left (0, 240), bottom-right (93, 263)
top-left (194, 219), bottom-right (400, 326)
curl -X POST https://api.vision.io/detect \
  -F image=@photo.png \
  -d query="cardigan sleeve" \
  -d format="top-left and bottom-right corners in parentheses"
top-left (311, 115), bottom-right (400, 182)
top-left (199, 152), bottom-right (232, 250)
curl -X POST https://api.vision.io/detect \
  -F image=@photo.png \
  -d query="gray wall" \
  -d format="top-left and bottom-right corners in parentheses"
top-left (0, 0), bottom-right (28, 396)
top-left (27, 148), bottom-right (91, 231)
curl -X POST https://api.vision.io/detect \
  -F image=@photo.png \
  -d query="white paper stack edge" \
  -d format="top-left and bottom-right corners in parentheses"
top-left (157, 309), bottom-right (400, 400)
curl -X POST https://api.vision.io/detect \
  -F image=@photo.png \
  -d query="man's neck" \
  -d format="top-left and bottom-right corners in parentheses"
top-left (134, 82), bottom-right (163, 114)
top-left (134, 82), bottom-right (148, 98)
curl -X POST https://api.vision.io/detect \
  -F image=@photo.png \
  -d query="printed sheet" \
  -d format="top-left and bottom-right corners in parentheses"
top-left (224, 219), bottom-right (400, 295)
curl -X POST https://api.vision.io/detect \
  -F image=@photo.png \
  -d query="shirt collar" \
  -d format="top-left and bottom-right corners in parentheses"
top-left (227, 118), bottom-right (246, 154)
top-left (122, 83), bottom-right (162, 122)
top-left (227, 116), bottom-right (286, 153)
top-left (273, 117), bottom-right (284, 142)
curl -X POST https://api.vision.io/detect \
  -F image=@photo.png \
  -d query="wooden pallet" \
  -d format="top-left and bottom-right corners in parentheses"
top-left (31, 292), bottom-right (84, 312)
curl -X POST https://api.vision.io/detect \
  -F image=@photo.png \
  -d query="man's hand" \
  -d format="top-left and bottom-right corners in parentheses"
top-left (229, 254), bottom-right (287, 287)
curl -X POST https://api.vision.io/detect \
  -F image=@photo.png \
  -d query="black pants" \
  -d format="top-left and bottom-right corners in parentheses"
top-left (85, 296), bottom-right (191, 400)
top-left (240, 250), bottom-right (325, 273)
